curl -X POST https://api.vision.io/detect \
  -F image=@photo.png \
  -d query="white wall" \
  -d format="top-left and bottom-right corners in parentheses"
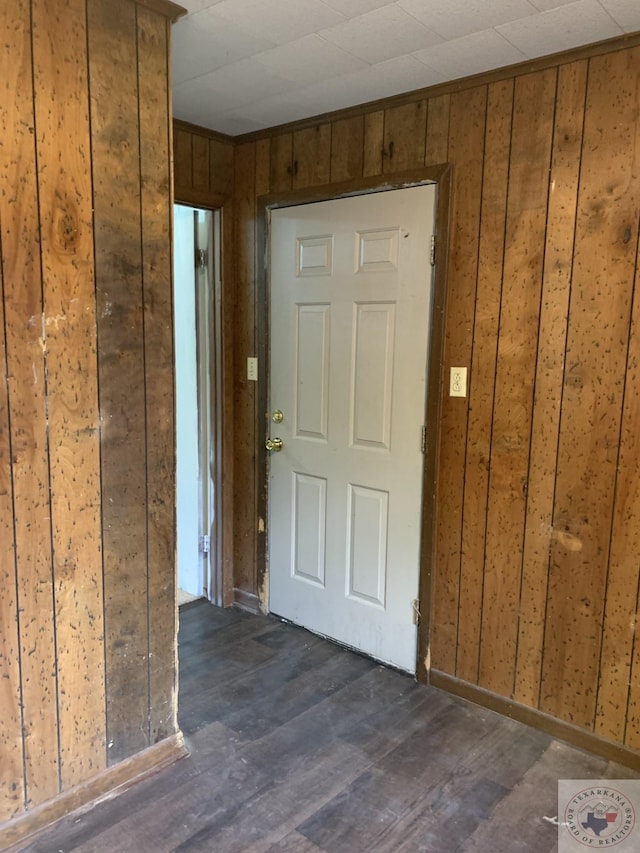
top-left (173, 205), bottom-right (200, 597)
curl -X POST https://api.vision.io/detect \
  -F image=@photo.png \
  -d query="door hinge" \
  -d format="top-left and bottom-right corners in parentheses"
top-left (195, 248), bottom-right (208, 269)
top-left (199, 534), bottom-right (210, 555)
top-left (412, 598), bottom-right (421, 626)
top-left (421, 425), bottom-right (427, 454)
top-left (429, 234), bottom-right (436, 267)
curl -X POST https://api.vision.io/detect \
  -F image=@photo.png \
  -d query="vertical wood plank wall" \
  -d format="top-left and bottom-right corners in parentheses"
top-left (215, 36), bottom-right (640, 756)
top-left (0, 0), bottom-right (177, 827)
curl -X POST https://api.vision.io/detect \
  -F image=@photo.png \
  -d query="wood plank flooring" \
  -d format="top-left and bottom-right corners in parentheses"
top-left (13, 601), bottom-right (639, 852)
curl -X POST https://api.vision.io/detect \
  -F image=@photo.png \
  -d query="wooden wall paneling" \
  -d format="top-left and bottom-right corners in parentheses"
top-left (430, 86), bottom-right (487, 673)
top-left (270, 133), bottom-right (293, 193)
top-left (0, 225), bottom-right (24, 821)
top-left (233, 143), bottom-right (258, 597)
top-left (88, 0), bottom-right (149, 764)
top-left (0, 0), bottom-right (179, 833)
top-left (603, 236), bottom-right (640, 747)
top-left (210, 138), bottom-right (234, 198)
top-left (622, 307), bottom-right (640, 745)
top-left (0, 0), bottom-right (59, 812)
top-left (383, 101), bottom-right (427, 174)
top-left (173, 126), bottom-right (193, 197)
top-left (514, 61), bottom-right (587, 708)
top-left (330, 116), bottom-right (364, 183)
top-left (455, 79), bottom-right (513, 684)
top-left (540, 48), bottom-right (640, 729)
top-left (137, 6), bottom-right (176, 745)
top-left (32, 0), bottom-right (106, 789)
top-left (192, 133), bottom-right (210, 191)
top-left (363, 110), bottom-right (384, 177)
top-left (173, 123), bottom-right (236, 206)
top-left (478, 69), bottom-right (556, 698)
top-left (425, 94), bottom-right (450, 166)
top-left (293, 125), bottom-right (331, 190)
top-left (255, 139), bottom-right (271, 197)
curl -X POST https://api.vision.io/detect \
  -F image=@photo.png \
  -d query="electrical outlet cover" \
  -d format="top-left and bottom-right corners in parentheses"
top-left (450, 366), bottom-right (467, 397)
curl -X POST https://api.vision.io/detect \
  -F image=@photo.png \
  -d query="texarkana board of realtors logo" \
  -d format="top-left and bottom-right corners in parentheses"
top-left (558, 781), bottom-right (640, 851)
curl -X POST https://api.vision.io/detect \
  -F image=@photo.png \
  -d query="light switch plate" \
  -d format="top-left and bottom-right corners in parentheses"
top-left (247, 357), bottom-right (258, 382)
top-left (450, 367), bottom-right (467, 397)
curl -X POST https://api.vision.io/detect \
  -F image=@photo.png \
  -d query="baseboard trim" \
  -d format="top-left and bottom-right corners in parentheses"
top-left (1, 732), bottom-right (188, 851)
top-left (233, 587), bottom-right (260, 613)
top-left (430, 670), bottom-right (640, 771)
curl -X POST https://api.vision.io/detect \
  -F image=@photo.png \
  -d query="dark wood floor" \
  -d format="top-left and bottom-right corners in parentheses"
top-left (14, 600), bottom-right (639, 852)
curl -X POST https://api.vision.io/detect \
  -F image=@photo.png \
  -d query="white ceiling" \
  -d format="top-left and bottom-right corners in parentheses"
top-left (171, 0), bottom-right (640, 137)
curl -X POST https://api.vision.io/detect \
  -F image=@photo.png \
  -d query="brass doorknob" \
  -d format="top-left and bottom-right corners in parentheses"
top-left (266, 437), bottom-right (283, 452)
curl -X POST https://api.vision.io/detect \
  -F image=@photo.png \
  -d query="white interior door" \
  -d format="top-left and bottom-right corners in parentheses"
top-left (268, 185), bottom-right (436, 673)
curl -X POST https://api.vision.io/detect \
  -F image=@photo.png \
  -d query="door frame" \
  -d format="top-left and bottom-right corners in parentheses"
top-left (174, 190), bottom-right (235, 608)
top-left (256, 164), bottom-right (452, 681)
top-left (194, 208), bottom-right (223, 604)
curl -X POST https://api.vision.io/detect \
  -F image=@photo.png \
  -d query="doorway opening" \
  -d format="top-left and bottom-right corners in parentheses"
top-left (174, 203), bottom-right (223, 606)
